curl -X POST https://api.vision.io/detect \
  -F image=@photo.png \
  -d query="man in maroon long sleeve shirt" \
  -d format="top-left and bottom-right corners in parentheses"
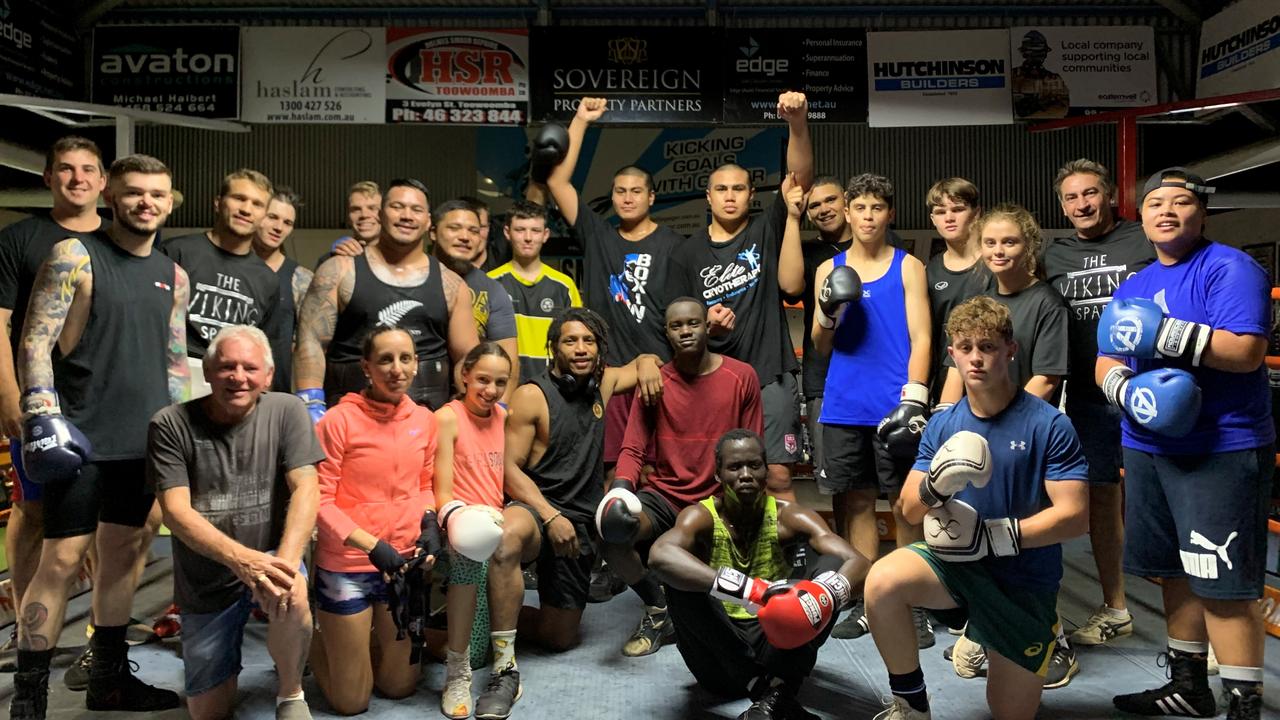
top-left (595, 297), bottom-right (763, 658)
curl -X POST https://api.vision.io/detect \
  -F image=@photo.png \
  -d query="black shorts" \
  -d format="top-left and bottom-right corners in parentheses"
top-left (509, 502), bottom-right (596, 611)
top-left (634, 489), bottom-right (681, 562)
top-left (761, 373), bottom-right (801, 465)
top-left (325, 357), bottom-right (451, 411)
top-left (43, 458), bottom-right (154, 539)
top-left (1064, 399), bottom-right (1123, 485)
top-left (818, 423), bottom-right (910, 495)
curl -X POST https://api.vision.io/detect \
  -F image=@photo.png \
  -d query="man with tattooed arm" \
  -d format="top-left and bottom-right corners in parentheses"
top-left (9, 154), bottom-right (190, 719)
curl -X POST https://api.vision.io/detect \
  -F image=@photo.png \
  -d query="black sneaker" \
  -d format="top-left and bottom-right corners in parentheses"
top-left (85, 655), bottom-right (180, 712)
top-left (737, 685), bottom-right (820, 720)
top-left (912, 608), bottom-right (936, 649)
top-left (1113, 651), bottom-right (1216, 717)
top-left (1043, 641), bottom-right (1079, 689)
top-left (10, 668), bottom-right (50, 720)
top-left (1226, 687), bottom-right (1262, 720)
top-left (588, 564), bottom-right (626, 603)
top-left (475, 666), bottom-right (523, 720)
top-left (621, 608), bottom-right (675, 657)
top-left (63, 647), bottom-right (92, 691)
top-left (831, 598), bottom-right (869, 640)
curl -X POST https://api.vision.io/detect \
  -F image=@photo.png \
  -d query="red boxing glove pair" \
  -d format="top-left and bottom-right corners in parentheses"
top-left (711, 567), bottom-right (849, 649)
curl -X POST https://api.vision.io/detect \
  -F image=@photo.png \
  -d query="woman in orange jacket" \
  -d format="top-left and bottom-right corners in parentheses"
top-left (310, 326), bottom-right (441, 715)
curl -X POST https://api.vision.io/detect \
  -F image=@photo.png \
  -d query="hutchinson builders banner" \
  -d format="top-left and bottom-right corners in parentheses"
top-left (1009, 26), bottom-right (1156, 119)
top-left (1197, 0), bottom-right (1280, 98)
top-left (867, 29), bottom-right (1012, 127)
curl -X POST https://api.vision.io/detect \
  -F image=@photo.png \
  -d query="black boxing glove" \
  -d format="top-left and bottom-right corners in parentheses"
top-left (417, 510), bottom-right (444, 560)
top-left (876, 382), bottom-right (930, 461)
top-left (368, 539), bottom-right (408, 576)
top-left (817, 265), bottom-right (862, 329)
top-left (530, 123), bottom-right (569, 184)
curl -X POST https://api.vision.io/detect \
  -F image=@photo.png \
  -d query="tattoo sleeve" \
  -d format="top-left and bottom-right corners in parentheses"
top-left (167, 266), bottom-right (191, 404)
top-left (18, 239), bottom-right (90, 413)
top-left (440, 266), bottom-right (462, 314)
top-left (293, 257), bottom-right (350, 390)
top-left (291, 266), bottom-right (313, 311)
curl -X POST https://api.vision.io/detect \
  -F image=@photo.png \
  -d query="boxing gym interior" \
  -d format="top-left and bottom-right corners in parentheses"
top-left (2, 0), bottom-right (1280, 718)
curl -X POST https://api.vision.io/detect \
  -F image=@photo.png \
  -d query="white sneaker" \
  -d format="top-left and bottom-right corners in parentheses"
top-left (874, 695), bottom-right (931, 720)
top-left (1069, 605), bottom-right (1133, 646)
top-left (442, 650), bottom-right (473, 719)
top-left (951, 634), bottom-right (987, 679)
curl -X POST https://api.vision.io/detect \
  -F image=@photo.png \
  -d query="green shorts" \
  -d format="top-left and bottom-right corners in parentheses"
top-left (908, 543), bottom-right (1059, 676)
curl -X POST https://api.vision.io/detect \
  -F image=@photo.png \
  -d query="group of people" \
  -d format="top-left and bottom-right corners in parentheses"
top-left (0, 88), bottom-right (1270, 720)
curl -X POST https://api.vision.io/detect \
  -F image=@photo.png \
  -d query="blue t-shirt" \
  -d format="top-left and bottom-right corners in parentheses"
top-left (1105, 239), bottom-right (1274, 455)
top-left (914, 392), bottom-right (1089, 592)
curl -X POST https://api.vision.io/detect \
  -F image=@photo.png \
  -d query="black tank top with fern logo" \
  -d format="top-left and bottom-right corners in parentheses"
top-left (328, 254), bottom-right (449, 363)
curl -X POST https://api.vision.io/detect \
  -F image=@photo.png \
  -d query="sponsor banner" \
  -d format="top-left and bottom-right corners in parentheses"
top-left (92, 25), bottom-right (239, 118)
top-left (1009, 26), bottom-right (1156, 119)
top-left (1197, 0), bottom-right (1280, 98)
top-left (722, 29), bottom-right (868, 123)
top-left (530, 27), bottom-right (720, 124)
top-left (477, 126), bottom-right (783, 238)
top-left (0, 0), bottom-right (81, 99)
top-left (867, 29), bottom-right (1012, 127)
top-left (241, 27), bottom-right (385, 124)
top-left (386, 28), bottom-right (528, 125)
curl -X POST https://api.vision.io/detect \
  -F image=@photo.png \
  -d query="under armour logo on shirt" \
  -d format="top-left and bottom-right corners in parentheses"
top-left (1009, 440), bottom-right (1026, 450)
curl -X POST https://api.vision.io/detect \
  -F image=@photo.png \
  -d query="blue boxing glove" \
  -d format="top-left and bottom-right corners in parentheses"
top-left (22, 412), bottom-right (92, 485)
top-left (296, 388), bottom-right (326, 425)
top-left (1101, 365), bottom-right (1202, 437)
top-left (1097, 297), bottom-right (1211, 366)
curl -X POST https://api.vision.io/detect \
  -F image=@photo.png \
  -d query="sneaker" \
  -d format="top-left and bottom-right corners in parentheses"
top-left (152, 604), bottom-right (182, 639)
top-left (442, 655), bottom-right (474, 719)
top-left (621, 608), bottom-right (675, 657)
top-left (10, 668), bottom-right (50, 720)
top-left (85, 655), bottom-right (180, 711)
top-left (276, 698), bottom-right (313, 720)
top-left (912, 608), bottom-right (935, 649)
top-left (1043, 642), bottom-right (1080, 689)
top-left (475, 667), bottom-right (522, 720)
top-left (1225, 686), bottom-right (1262, 720)
top-left (738, 685), bottom-right (819, 720)
top-left (950, 635), bottom-right (987, 679)
top-left (1112, 651), bottom-right (1216, 717)
top-left (63, 647), bottom-right (93, 691)
top-left (588, 564), bottom-right (626, 603)
top-left (1069, 605), bottom-right (1133, 646)
top-left (1, 629), bottom-right (18, 673)
top-left (947, 625), bottom-right (963, 636)
top-left (831, 599), bottom-right (869, 640)
top-left (873, 695), bottom-right (931, 720)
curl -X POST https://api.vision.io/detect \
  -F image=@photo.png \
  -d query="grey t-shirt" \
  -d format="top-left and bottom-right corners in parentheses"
top-left (147, 392), bottom-right (325, 614)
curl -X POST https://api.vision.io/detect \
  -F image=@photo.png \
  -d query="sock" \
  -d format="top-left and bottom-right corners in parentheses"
top-left (17, 649), bottom-right (54, 673)
top-left (1102, 605), bottom-right (1131, 620)
top-left (630, 574), bottom-right (666, 609)
top-left (276, 690), bottom-right (304, 706)
top-left (491, 630), bottom-right (517, 673)
top-left (888, 667), bottom-right (929, 713)
top-left (1168, 637), bottom-right (1209, 656)
top-left (1220, 664), bottom-right (1264, 696)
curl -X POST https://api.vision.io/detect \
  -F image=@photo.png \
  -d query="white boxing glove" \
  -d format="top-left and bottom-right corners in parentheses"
top-left (440, 500), bottom-right (504, 562)
top-left (919, 430), bottom-right (992, 508)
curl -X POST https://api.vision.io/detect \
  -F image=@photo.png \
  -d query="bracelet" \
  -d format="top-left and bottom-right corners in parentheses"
top-left (542, 511), bottom-right (563, 527)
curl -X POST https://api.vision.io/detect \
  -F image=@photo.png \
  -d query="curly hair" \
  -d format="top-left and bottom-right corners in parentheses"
top-left (546, 307), bottom-right (610, 383)
top-left (976, 203), bottom-right (1043, 276)
top-left (945, 296), bottom-right (1014, 345)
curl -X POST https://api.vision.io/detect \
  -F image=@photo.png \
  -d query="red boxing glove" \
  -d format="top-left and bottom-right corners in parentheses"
top-left (757, 580), bottom-right (836, 649)
top-left (710, 567), bottom-right (772, 614)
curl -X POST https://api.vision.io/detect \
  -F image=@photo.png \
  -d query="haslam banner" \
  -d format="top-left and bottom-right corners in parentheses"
top-left (92, 25), bottom-right (239, 118)
top-left (1009, 27), bottom-right (1156, 119)
top-left (1197, 0), bottom-right (1280, 98)
top-left (531, 27), bottom-right (720, 124)
top-left (867, 30), bottom-right (1012, 127)
top-left (722, 29), bottom-right (868, 123)
top-left (241, 28), bottom-right (385, 123)
top-left (0, 0), bottom-right (81, 99)
top-left (386, 29), bottom-right (528, 125)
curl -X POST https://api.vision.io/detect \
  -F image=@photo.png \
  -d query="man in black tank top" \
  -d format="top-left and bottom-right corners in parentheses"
top-left (252, 188), bottom-right (313, 393)
top-left (10, 155), bottom-right (189, 719)
top-left (474, 308), bottom-right (661, 717)
top-left (161, 168), bottom-right (280, 399)
top-left (294, 179), bottom-right (480, 417)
